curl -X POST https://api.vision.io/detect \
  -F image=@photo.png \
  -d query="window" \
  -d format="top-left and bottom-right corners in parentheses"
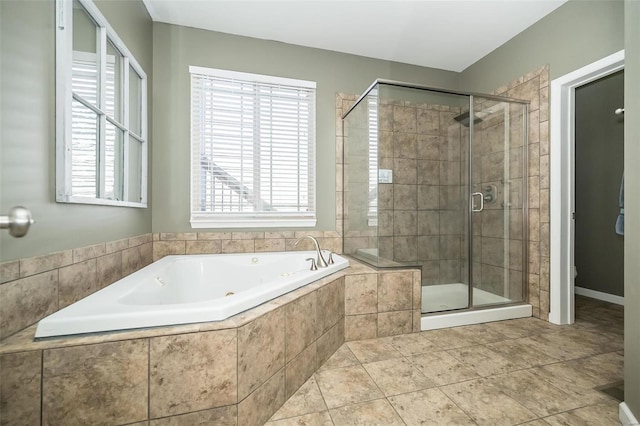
top-left (190, 66), bottom-right (316, 228)
top-left (56, 0), bottom-right (147, 207)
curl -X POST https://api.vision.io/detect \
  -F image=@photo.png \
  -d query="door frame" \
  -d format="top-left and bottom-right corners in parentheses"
top-left (549, 50), bottom-right (624, 324)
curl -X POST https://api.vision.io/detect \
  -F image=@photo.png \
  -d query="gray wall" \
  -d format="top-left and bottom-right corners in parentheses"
top-left (574, 71), bottom-right (624, 297)
top-left (0, 0), bottom-right (153, 262)
top-left (151, 23), bottom-right (459, 233)
top-left (624, 0), bottom-right (640, 419)
top-left (459, 0), bottom-right (624, 93)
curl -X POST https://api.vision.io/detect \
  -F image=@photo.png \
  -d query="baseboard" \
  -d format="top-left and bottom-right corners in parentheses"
top-left (575, 286), bottom-right (624, 306)
top-left (620, 402), bottom-right (640, 425)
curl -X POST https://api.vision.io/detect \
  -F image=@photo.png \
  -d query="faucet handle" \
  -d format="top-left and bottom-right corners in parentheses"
top-left (327, 252), bottom-right (335, 265)
top-left (305, 258), bottom-right (318, 271)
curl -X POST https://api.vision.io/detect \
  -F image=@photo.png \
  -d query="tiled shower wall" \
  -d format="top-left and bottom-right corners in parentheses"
top-left (339, 64), bottom-right (550, 319)
top-left (492, 66), bottom-right (551, 320)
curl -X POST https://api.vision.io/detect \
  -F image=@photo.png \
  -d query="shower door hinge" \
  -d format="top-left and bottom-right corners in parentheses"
top-left (572, 212), bottom-right (576, 220)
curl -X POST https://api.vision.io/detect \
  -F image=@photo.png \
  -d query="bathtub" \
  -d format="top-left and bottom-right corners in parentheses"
top-left (35, 251), bottom-right (348, 338)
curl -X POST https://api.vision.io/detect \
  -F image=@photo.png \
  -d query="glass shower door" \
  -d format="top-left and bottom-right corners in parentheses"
top-left (470, 97), bottom-right (527, 306)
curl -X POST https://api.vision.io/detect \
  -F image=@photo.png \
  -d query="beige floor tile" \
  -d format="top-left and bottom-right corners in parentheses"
top-left (527, 363), bottom-right (615, 405)
top-left (483, 317), bottom-right (558, 339)
top-left (388, 388), bottom-right (476, 425)
top-left (329, 399), bottom-right (404, 426)
top-left (317, 344), bottom-right (360, 371)
top-left (419, 327), bottom-right (480, 349)
top-left (564, 351), bottom-right (624, 386)
top-left (543, 401), bottom-right (622, 426)
top-left (519, 420), bottom-right (551, 426)
top-left (266, 411), bottom-right (334, 426)
top-left (409, 350), bottom-right (480, 386)
top-left (362, 357), bottom-right (435, 396)
top-left (485, 338), bottom-right (557, 369)
top-left (447, 344), bottom-right (515, 377)
top-left (441, 378), bottom-right (537, 426)
top-left (383, 332), bottom-right (440, 356)
top-left (346, 339), bottom-right (402, 363)
top-left (454, 323), bottom-right (510, 344)
top-left (314, 365), bottom-right (383, 409)
top-left (488, 369), bottom-right (584, 417)
top-left (271, 377), bottom-right (327, 421)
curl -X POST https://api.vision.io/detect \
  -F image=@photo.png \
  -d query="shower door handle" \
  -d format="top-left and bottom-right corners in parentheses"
top-left (472, 192), bottom-right (484, 212)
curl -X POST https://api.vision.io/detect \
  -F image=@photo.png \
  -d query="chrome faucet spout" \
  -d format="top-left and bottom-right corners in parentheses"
top-left (294, 235), bottom-right (328, 268)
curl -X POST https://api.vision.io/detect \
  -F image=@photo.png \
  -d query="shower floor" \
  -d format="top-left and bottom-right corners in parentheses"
top-left (422, 282), bottom-right (512, 313)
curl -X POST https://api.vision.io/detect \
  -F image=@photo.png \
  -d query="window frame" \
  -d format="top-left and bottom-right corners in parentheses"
top-left (189, 66), bottom-right (317, 228)
top-left (55, 0), bottom-right (148, 208)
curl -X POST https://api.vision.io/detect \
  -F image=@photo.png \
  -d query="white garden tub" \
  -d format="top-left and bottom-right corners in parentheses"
top-left (35, 251), bottom-right (348, 338)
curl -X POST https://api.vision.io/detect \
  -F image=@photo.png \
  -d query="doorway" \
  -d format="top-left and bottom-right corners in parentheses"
top-left (550, 50), bottom-right (625, 324)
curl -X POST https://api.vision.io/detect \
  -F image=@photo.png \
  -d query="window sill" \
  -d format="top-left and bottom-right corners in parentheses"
top-left (190, 217), bottom-right (317, 229)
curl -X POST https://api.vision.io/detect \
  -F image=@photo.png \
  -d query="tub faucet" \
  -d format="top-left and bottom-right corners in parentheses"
top-left (294, 235), bottom-right (328, 268)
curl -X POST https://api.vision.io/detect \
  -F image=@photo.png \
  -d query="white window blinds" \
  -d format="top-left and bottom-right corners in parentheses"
top-left (190, 66), bottom-right (317, 228)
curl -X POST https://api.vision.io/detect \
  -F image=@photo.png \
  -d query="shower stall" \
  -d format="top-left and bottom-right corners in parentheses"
top-left (342, 80), bottom-right (530, 326)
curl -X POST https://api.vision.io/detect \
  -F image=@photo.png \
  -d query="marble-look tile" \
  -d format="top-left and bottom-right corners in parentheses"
top-left (389, 388), bottom-right (476, 426)
top-left (482, 317), bottom-right (556, 339)
top-left (485, 338), bottom-right (557, 369)
top-left (377, 310), bottom-right (413, 337)
top-left (363, 357), bottom-right (435, 396)
top-left (329, 399), bottom-right (404, 426)
top-left (0, 350), bottom-right (42, 426)
top-left (129, 233), bottom-right (153, 246)
top-left (0, 260), bottom-right (20, 284)
top-left (159, 232), bottom-right (197, 241)
top-left (149, 406), bottom-right (237, 425)
top-left (96, 251), bottom-right (122, 289)
top-left (267, 411), bottom-right (333, 426)
top-left (441, 378), bottom-right (537, 426)
top-left (377, 272), bottom-right (412, 312)
top-left (43, 339), bottom-right (148, 425)
top-left (318, 344), bottom-right (359, 371)
top-left (489, 369), bottom-right (585, 417)
top-left (285, 292), bottom-right (318, 361)
top-left (564, 351), bottom-right (624, 385)
top-left (345, 314), bottom-right (377, 341)
top-left (447, 345), bottom-right (516, 377)
top-left (196, 231), bottom-right (232, 240)
top-left (19, 250), bottom-right (72, 278)
top-left (185, 240), bottom-right (222, 254)
top-left (222, 239), bottom-right (255, 253)
top-left (454, 323), bottom-right (509, 344)
top-left (58, 258), bottom-right (97, 308)
top-left (105, 237), bottom-right (129, 253)
top-left (150, 330), bottom-right (237, 418)
top-left (152, 241), bottom-right (186, 261)
top-left (315, 365), bottom-right (383, 409)
top-left (316, 321), bottom-right (345, 368)
top-left (344, 274), bottom-right (377, 315)
top-left (409, 350), bottom-right (480, 386)
top-left (122, 243), bottom-right (152, 276)
top-left (256, 239), bottom-right (286, 252)
top-left (285, 342), bottom-right (317, 399)
top-left (73, 243), bottom-right (106, 263)
top-left (385, 333), bottom-right (440, 356)
top-left (0, 270), bottom-right (58, 339)
top-left (393, 105), bottom-right (417, 133)
top-left (271, 376), bottom-right (327, 421)
top-left (238, 368), bottom-right (286, 426)
top-left (238, 307), bottom-right (285, 399)
top-left (347, 338), bottom-right (402, 363)
top-left (419, 327), bottom-right (480, 350)
top-left (316, 278), bottom-right (344, 335)
top-left (543, 401), bottom-right (621, 426)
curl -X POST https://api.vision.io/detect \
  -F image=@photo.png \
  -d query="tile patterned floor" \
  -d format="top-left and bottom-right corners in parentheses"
top-left (267, 296), bottom-right (624, 425)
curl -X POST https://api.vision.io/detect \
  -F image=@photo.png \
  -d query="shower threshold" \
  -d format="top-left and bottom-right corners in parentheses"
top-left (421, 283), bottom-right (532, 330)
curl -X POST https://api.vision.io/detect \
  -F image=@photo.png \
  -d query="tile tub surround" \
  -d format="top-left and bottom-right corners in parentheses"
top-left (0, 254), bottom-right (421, 425)
top-left (0, 231), bottom-right (343, 341)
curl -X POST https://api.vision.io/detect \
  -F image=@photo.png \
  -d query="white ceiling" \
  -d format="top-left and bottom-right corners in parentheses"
top-left (142, 0), bottom-right (567, 72)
